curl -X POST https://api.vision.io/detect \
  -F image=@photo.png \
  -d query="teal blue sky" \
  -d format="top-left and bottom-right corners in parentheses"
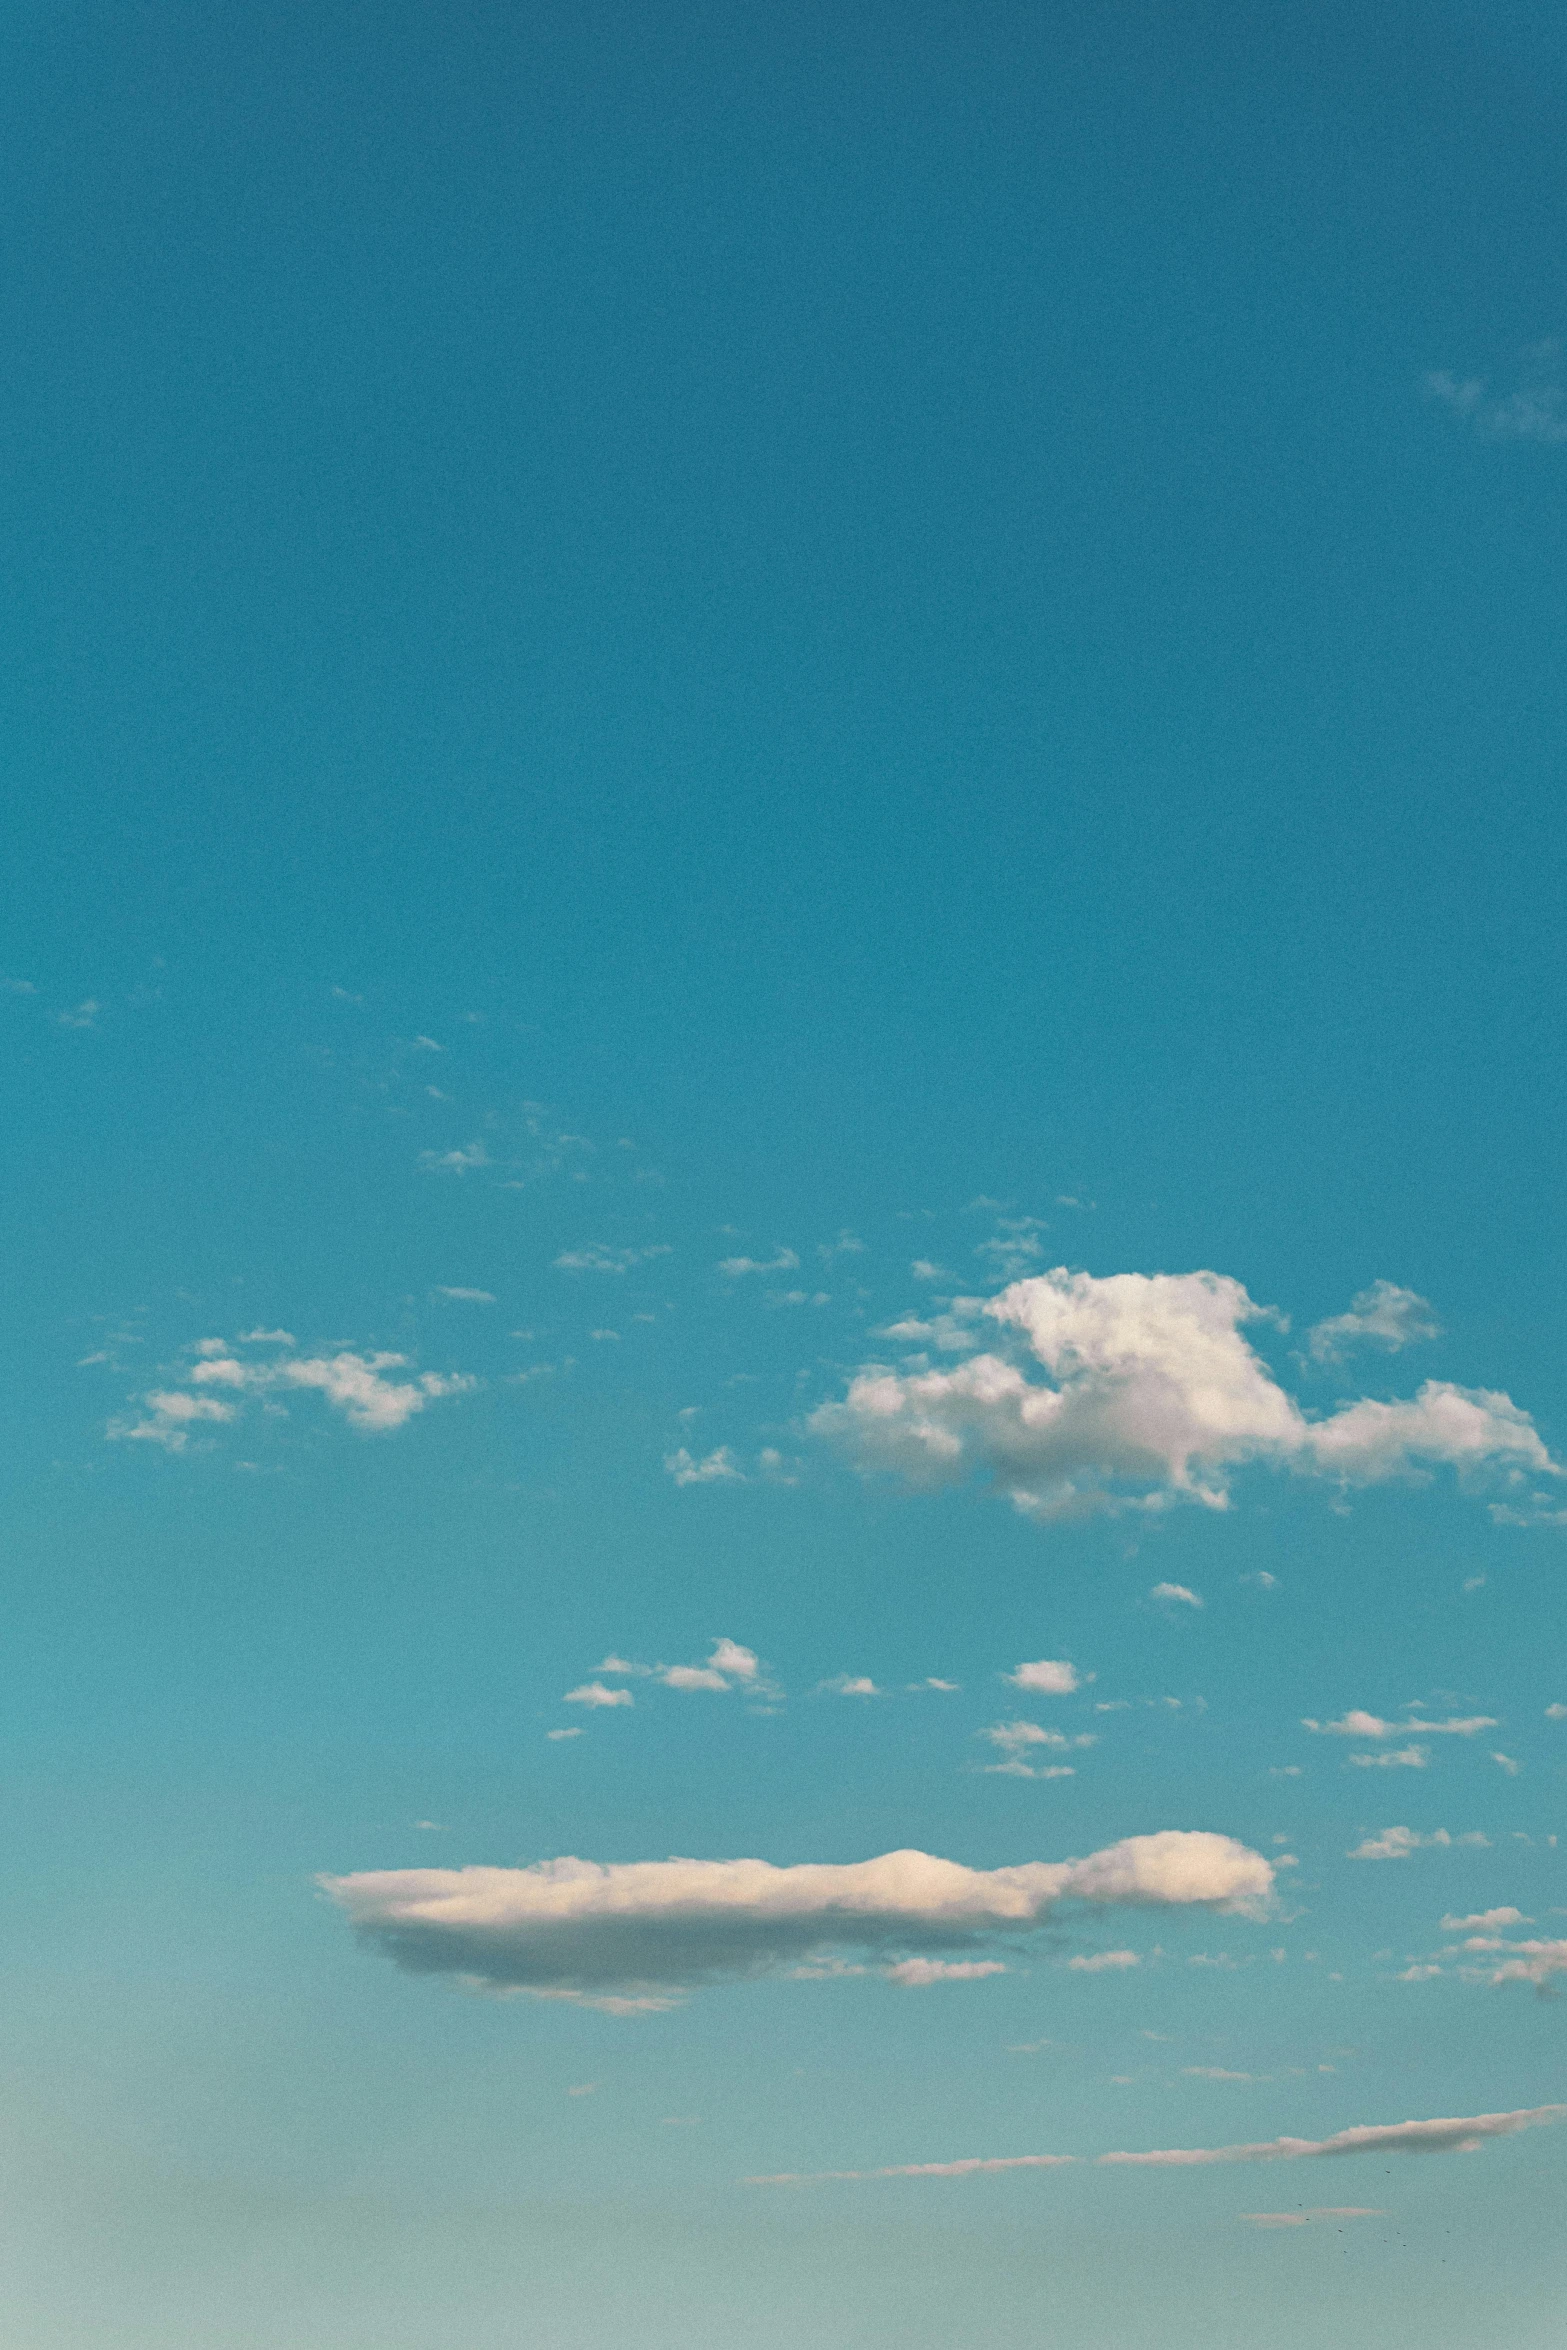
top-left (4, 4), bottom-right (1567, 2343)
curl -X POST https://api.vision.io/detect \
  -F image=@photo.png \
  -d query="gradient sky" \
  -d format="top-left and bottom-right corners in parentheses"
top-left (4, 3), bottom-right (1567, 2344)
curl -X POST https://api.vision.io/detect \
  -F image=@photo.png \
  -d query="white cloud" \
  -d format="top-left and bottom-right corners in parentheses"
top-left (108, 1391), bottom-right (237, 1449)
top-left (1461, 1938), bottom-right (1567, 1987)
top-left (810, 1268), bottom-right (1556, 1522)
top-left (1066, 1949), bottom-right (1140, 1972)
top-left (324, 1830), bottom-right (1275, 1997)
top-left (718, 1249), bottom-right (799, 1277)
top-left (1151, 1583), bottom-right (1203, 1611)
top-left (1240, 1571), bottom-right (1278, 1590)
top-left (596, 1655), bottom-right (651, 1677)
top-left (748, 2107), bottom-right (1566, 2187)
top-left (547, 1728), bottom-right (583, 1741)
top-left (1096, 2105), bottom-right (1567, 2166)
top-left (555, 1243), bottom-right (671, 1273)
top-left (1307, 1282), bottom-right (1441, 1364)
top-left (664, 1446), bottom-right (744, 1486)
top-left (56, 998), bottom-right (101, 1029)
top-left (1348, 1745), bottom-right (1428, 1769)
top-left (1492, 1751), bottom-right (1522, 1777)
top-left (1443, 1909), bottom-right (1530, 1932)
top-left (564, 1683), bottom-right (634, 1709)
top-left (110, 1343), bottom-right (474, 1446)
top-left (419, 1141), bottom-right (490, 1174)
top-left (1305, 1711), bottom-right (1497, 1740)
top-left (885, 1958), bottom-right (1006, 1986)
top-left (822, 1675), bottom-right (881, 1697)
top-left (433, 1286), bottom-right (496, 1304)
top-left (1006, 1659), bottom-right (1083, 1695)
top-left (1545, 1703), bottom-right (1566, 1721)
top-left (709, 1639), bottom-right (759, 1680)
top-left (977, 1719), bottom-right (1085, 1777)
top-left (912, 1677), bottom-right (961, 1692)
top-left (1347, 1827), bottom-right (1490, 1860)
top-left (1425, 344), bottom-right (1567, 443)
top-left (660, 1665), bottom-right (730, 1691)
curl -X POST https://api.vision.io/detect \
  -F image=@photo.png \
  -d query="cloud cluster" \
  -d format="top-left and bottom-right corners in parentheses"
top-left (811, 1268), bottom-right (1554, 1522)
top-left (323, 1830), bottom-right (1275, 2000)
top-left (567, 1641), bottom-right (767, 1707)
top-left (1347, 1827), bottom-right (1491, 1861)
top-left (109, 1334), bottom-right (475, 1448)
top-left (748, 2104), bottom-right (1567, 2184)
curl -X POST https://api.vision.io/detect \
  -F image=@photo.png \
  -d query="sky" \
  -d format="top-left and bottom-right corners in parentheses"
top-left (3, 2), bottom-right (1567, 2342)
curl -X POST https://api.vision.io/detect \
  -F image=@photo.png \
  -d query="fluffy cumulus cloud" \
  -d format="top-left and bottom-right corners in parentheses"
top-left (748, 2105), bottom-right (1567, 2185)
top-left (109, 1335), bottom-right (475, 1448)
top-left (810, 1268), bottom-right (1555, 1522)
top-left (323, 1830), bottom-right (1274, 2002)
top-left (1006, 1659), bottom-right (1083, 1694)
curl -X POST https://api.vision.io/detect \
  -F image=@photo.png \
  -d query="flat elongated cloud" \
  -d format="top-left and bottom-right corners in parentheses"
top-left (1097, 2105), bottom-right (1567, 2166)
top-left (810, 1268), bottom-right (1555, 1521)
top-left (748, 2105), bottom-right (1566, 2185)
top-left (323, 1830), bottom-right (1274, 1998)
top-left (1457, 1937), bottom-right (1567, 1987)
top-left (110, 1343), bottom-right (475, 1447)
top-left (1347, 1826), bottom-right (1490, 1860)
top-left (1304, 1711), bottom-right (1496, 1739)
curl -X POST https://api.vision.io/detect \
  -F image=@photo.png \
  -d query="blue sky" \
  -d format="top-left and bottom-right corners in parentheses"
top-left (4, 2), bottom-right (1567, 2342)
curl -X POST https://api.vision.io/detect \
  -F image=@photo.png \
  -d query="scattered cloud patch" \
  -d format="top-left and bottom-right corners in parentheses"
top-left (1348, 1745), bottom-right (1428, 1770)
top-left (432, 1286), bottom-right (496, 1304)
top-left (664, 1445), bottom-right (745, 1487)
top-left (419, 1141), bottom-right (490, 1174)
top-left (1067, 1950), bottom-right (1140, 1973)
top-left (1424, 344), bottom-right (1567, 443)
top-left (719, 1249), bottom-right (799, 1277)
top-left (556, 1243), bottom-right (671, 1274)
top-left (1307, 1282), bottom-right (1440, 1364)
top-left (110, 1343), bottom-right (475, 1448)
top-left (1305, 1711), bottom-right (1496, 1740)
top-left (885, 1958), bottom-right (1007, 1986)
top-left (821, 1675), bottom-right (881, 1697)
top-left (564, 1683), bottom-right (634, 1709)
top-left (1151, 1583), bottom-right (1203, 1611)
top-left (1348, 1827), bottom-right (1490, 1861)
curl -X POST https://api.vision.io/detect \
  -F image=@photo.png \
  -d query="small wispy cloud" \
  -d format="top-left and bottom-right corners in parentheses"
top-left (1150, 1583), bottom-right (1203, 1612)
top-left (419, 1141), bottom-right (490, 1174)
top-left (1306, 1281), bottom-right (1440, 1365)
top-left (1424, 343), bottom-right (1567, 444)
top-left (432, 1286), bottom-right (496, 1303)
top-left (1347, 1826), bottom-right (1491, 1861)
top-left (664, 1445), bottom-right (745, 1487)
top-left (555, 1243), bottom-right (672, 1273)
top-left (564, 1682), bottom-right (634, 1709)
top-left (718, 1248), bottom-right (800, 1277)
top-left (1304, 1710), bottom-right (1496, 1740)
